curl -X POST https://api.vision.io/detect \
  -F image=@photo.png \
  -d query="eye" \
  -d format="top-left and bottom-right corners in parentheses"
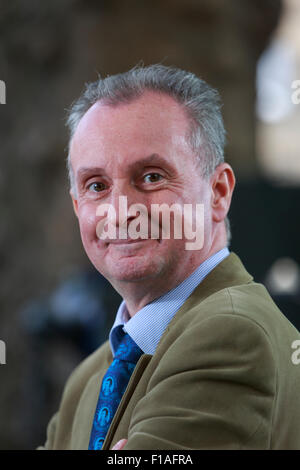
top-left (143, 173), bottom-right (163, 184)
top-left (87, 181), bottom-right (106, 192)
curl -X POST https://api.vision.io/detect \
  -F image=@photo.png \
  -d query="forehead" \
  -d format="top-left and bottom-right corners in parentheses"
top-left (75, 90), bottom-right (189, 136)
top-left (69, 91), bottom-right (192, 171)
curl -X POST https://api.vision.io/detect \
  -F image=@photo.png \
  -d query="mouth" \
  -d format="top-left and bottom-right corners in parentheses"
top-left (99, 237), bottom-right (162, 251)
top-left (106, 238), bottom-right (151, 245)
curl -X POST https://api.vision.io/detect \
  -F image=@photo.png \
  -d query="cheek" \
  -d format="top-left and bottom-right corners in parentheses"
top-left (77, 204), bottom-right (97, 243)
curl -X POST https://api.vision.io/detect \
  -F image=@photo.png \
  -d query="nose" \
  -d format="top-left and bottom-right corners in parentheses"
top-left (108, 179), bottom-right (142, 228)
top-left (96, 178), bottom-right (152, 243)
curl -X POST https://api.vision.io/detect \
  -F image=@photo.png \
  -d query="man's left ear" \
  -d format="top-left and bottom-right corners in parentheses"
top-left (211, 163), bottom-right (235, 222)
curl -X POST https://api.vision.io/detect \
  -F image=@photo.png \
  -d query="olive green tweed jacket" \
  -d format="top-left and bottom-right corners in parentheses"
top-left (40, 253), bottom-right (300, 450)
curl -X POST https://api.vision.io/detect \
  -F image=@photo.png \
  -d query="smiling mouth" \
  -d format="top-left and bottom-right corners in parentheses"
top-left (106, 238), bottom-right (156, 245)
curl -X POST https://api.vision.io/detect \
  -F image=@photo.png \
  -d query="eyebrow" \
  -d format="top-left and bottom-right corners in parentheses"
top-left (127, 154), bottom-right (172, 172)
top-left (76, 154), bottom-right (173, 182)
top-left (76, 166), bottom-right (106, 182)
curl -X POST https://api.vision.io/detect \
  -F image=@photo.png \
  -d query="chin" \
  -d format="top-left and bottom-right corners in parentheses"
top-left (99, 256), bottom-right (166, 283)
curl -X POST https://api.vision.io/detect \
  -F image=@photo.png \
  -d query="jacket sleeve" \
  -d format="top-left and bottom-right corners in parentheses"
top-left (124, 313), bottom-right (277, 449)
top-left (36, 412), bottom-right (59, 450)
top-left (36, 340), bottom-right (112, 450)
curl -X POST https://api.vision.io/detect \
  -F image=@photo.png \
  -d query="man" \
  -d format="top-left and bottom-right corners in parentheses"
top-left (40, 64), bottom-right (300, 450)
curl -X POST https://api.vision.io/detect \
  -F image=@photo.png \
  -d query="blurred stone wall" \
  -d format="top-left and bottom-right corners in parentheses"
top-left (0, 0), bottom-right (281, 449)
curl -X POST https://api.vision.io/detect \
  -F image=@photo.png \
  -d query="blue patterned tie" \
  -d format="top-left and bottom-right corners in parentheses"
top-left (88, 332), bottom-right (143, 450)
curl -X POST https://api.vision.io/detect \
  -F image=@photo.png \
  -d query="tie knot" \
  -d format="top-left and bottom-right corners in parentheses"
top-left (114, 333), bottom-right (143, 364)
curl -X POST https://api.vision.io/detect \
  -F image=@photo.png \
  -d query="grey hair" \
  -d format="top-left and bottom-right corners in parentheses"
top-left (66, 64), bottom-right (231, 244)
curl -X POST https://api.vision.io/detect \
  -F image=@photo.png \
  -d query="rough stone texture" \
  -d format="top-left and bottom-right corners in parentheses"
top-left (0, 0), bottom-right (281, 449)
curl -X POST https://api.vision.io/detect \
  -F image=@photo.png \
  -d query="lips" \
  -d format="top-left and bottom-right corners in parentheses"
top-left (106, 238), bottom-right (150, 245)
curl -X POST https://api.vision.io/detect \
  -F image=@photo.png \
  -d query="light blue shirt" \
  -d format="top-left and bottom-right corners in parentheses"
top-left (109, 247), bottom-right (230, 356)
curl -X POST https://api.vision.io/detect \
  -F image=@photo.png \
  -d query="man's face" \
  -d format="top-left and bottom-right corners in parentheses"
top-left (69, 91), bottom-right (212, 287)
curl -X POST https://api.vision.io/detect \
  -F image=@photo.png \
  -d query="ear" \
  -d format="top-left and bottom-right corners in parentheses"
top-left (70, 188), bottom-right (79, 218)
top-left (211, 163), bottom-right (235, 223)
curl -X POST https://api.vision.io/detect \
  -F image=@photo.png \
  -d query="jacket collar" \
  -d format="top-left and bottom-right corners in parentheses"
top-left (158, 252), bottom-right (253, 337)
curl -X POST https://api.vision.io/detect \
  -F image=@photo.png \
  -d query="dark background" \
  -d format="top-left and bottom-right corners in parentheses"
top-left (0, 0), bottom-right (299, 449)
